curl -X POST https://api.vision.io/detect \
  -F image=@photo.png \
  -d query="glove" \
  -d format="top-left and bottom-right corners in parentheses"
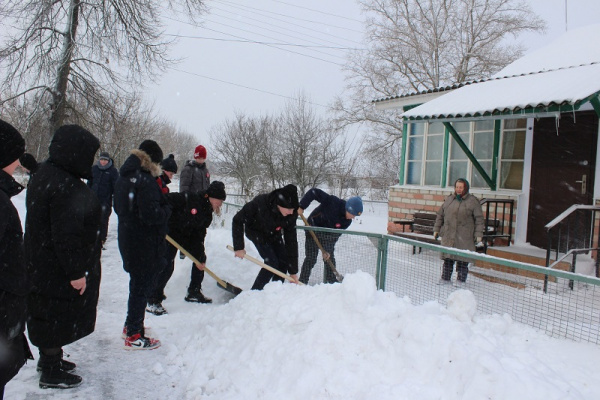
top-left (433, 232), bottom-right (439, 240)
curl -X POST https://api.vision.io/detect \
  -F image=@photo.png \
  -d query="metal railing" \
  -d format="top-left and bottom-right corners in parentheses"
top-left (544, 205), bottom-right (600, 292)
top-left (479, 198), bottom-right (514, 252)
top-left (216, 205), bottom-right (600, 344)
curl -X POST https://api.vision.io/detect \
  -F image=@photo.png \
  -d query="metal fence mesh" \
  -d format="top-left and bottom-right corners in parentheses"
top-left (219, 202), bottom-right (600, 344)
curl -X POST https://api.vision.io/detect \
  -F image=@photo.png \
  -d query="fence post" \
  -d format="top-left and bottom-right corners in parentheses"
top-left (376, 235), bottom-right (389, 290)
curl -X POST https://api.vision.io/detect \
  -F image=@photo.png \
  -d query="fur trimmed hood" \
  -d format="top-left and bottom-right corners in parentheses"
top-left (131, 148), bottom-right (162, 177)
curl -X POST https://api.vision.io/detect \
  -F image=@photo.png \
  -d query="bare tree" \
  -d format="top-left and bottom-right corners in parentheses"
top-left (333, 0), bottom-right (546, 143)
top-left (210, 113), bottom-right (268, 198)
top-left (277, 92), bottom-right (349, 196)
top-left (0, 0), bottom-right (207, 132)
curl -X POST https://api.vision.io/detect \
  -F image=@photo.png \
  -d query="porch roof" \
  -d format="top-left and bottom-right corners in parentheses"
top-left (401, 63), bottom-right (600, 121)
top-left (402, 23), bottom-right (600, 121)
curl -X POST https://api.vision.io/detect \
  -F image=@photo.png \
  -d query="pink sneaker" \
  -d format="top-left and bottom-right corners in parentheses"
top-left (124, 333), bottom-right (161, 350)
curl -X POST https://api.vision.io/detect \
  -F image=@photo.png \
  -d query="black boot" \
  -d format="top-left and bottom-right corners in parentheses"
top-left (36, 349), bottom-right (76, 372)
top-left (185, 288), bottom-right (212, 303)
top-left (38, 351), bottom-right (82, 389)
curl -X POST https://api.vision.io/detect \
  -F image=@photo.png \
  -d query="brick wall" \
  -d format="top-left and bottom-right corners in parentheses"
top-left (387, 186), bottom-right (519, 240)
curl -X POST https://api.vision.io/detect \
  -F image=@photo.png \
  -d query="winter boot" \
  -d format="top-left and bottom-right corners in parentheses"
top-left (36, 350), bottom-right (76, 373)
top-left (185, 288), bottom-right (212, 303)
top-left (38, 351), bottom-right (82, 389)
top-left (146, 302), bottom-right (168, 316)
top-left (124, 333), bottom-right (161, 350)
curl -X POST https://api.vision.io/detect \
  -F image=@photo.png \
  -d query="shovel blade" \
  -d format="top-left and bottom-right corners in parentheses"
top-left (216, 280), bottom-right (242, 296)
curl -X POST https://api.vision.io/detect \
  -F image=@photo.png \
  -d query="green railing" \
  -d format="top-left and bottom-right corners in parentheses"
top-left (218, 203), bottom-right (600, 344)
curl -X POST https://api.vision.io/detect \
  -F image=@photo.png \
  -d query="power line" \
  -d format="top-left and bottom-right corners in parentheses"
top-left (214, 0), bottom-right (364, 36)
top-left (266, 0), bottom-right (364, 23)
top-left (212, 0), bottom-right (364, 43)
top-left (203, 11), bottom-right (348, 60)
top-left (209, 5), bottom-right (356, 49)
top-left (164, 15), bottom-right (345, 66)
top-left (170, 67), bottom-right (329, 108)
top-left (165, 34), bottom-right (362, 50)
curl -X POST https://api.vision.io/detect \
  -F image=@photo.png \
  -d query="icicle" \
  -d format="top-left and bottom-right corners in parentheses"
top-left (555, 114), bottom-right (560, 136)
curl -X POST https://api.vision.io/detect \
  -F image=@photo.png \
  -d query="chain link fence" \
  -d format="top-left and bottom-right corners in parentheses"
top-left (218, 202), bottom-right (600, 344)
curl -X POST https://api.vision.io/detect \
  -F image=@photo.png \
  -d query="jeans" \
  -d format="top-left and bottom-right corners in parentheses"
top-left (299, 231), bottom-right (339, 284)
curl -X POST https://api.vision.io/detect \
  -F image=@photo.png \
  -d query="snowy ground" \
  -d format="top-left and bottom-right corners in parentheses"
top-left (6, 189), bottom-right (600, 399)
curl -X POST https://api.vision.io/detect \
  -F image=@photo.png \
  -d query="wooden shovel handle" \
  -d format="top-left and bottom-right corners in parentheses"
top-left (226, 245), bottom-right (303, 285)
top-left (166, 235), bottom-right (226, 287)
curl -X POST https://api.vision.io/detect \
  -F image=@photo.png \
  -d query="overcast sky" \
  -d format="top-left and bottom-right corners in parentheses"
top-left (145, 0), bottom-right (600, 149)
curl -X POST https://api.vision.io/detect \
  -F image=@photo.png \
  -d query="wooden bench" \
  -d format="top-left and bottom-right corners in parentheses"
top-left (393, 211), bottom-right (498, 254)
top-left (393, 212), bottom-right (440, 254)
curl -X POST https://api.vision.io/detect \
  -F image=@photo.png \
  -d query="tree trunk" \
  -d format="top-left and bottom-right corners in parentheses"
top-left (50, 0), bottom-right (81, 133)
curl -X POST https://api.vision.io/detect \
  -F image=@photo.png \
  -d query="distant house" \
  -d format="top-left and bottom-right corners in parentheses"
top-left (377, 24), bottom-right (600, 253)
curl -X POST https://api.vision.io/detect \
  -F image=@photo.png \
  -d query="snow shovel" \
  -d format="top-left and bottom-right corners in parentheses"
top-left (299, 214), bottom-right (344, 282)
top-left (226, 245), bottom-right (304, 285)
top-left (166, 235), bottom-right (242, 296)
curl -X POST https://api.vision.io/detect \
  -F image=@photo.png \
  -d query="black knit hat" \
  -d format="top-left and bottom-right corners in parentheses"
top-left (0, 119), bottom-right (25, 169)
top-left (275, 184), bottom-right (299, 209)
top-left (19, 153), bottom-right (38, 174)
top-left (160, 154), bottom-right (178, 173)
top-left (139, 140), bottom-right (163, 164)
top-left (206, 181), bottom-right (226, 200)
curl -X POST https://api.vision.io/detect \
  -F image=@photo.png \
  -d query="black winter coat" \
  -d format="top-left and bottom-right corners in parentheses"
top-left (165, 192), bottom-right (213, 263)
top-left (114, 150), bottom-right (171, 276)
top-left (24, 130), bottom-right (102, 348)
top-left (87, 160), bottom-right (119, 206)
top-left (299, 188), bottom-right (352, 232)
top-left (0, 170), bottom-right (31, 384)
top-left (232, 190), bottom-right (298, 274)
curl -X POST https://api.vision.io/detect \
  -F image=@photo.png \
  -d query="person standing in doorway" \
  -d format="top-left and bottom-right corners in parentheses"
top-left (87, 151), bottom-right (119, 249)
top-left (433, 178), bottom-right (484, 284)
top-left (297, 189), bottom-right (363, 284)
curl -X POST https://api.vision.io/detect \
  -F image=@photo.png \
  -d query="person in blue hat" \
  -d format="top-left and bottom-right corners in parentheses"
top-left (297, 189), bottom-right (363, 284)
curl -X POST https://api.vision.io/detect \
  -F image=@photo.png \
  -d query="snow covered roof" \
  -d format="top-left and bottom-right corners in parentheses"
top-left (402, 24), bottom-right (600, 121)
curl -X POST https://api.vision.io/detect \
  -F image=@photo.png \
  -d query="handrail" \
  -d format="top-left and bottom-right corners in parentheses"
top-left (545, 204), bottom-right (600, 231)
top-left (544, 204), bottom-right (600, 293)
top-left (479, 198), bottom-right (515, 251)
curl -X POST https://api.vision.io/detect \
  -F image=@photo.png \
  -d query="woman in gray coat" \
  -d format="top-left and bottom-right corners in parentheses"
top-left (433, 178), bottom-right (484, 283)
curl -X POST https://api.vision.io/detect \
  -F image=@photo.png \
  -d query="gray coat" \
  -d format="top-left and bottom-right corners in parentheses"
top-left (434, 192), bottom-right (484, 262)
top-left (179, 160), bottom-right (210, 193)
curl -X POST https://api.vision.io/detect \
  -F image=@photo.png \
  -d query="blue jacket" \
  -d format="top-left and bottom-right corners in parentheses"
top-left (87, 160), bottom-right (119, 206)
top-left (299, 188), bottom-right (352, 230)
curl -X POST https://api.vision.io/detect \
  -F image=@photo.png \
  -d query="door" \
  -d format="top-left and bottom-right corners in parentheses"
top-left (528, 111), bottom-right (597, 248)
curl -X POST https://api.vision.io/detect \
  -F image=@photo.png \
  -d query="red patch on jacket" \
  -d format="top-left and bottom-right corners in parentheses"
top-left (335, 223), bottom-right (341, 228)
top-left (191, 208), bottom-right (198, 215)
top-left (276, 226), bottom-right (282, 231)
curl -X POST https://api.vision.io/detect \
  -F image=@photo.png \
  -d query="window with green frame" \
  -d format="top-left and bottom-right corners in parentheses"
top-left (404, 119), bottom-right (526, 190)
top-left (405, 122), bottom-right (444, 185)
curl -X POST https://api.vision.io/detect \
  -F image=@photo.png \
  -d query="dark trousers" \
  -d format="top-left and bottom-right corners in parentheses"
top-left (251, 239), bottom-right (290, 290)
top-left (299, 231), bottom-right (339, 284)
top-left (125, 271), bottom-right (155, 336)
top-left (442, 258), bottom-right (469, 282)
top-left (148, 244), bottom-right (177, 304)
top-left (0, 333), bottom-right (31, 397)
top-left (188, 263), bottom-right (205, 293)
top-left (99, 203), bottom-right (112, 243)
